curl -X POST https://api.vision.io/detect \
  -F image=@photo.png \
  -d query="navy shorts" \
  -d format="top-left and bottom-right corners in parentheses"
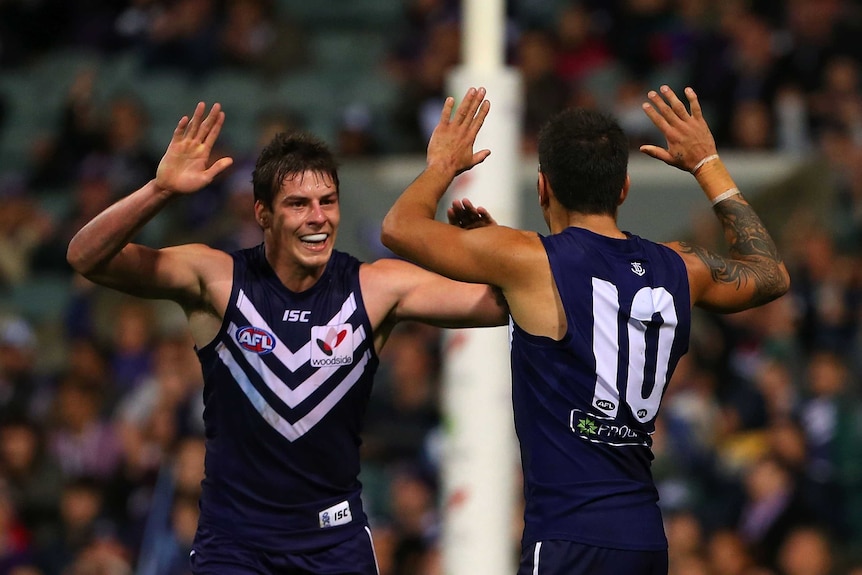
top-left (190, 524), bottom-right (380, 574)
top-left (518, 540), bottom-right (668, 575)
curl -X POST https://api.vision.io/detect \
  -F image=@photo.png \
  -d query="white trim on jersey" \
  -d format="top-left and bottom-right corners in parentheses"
top-left (533, 541), bottom-right (542, 575)
top-left (226, 321), bottom-right (367, 408)
top-left (365, 526), bottom-right (381, 575)
top-left (236, 288), bottom-right (359, 372)
top-left (218, 344), bottom-right (372, 442)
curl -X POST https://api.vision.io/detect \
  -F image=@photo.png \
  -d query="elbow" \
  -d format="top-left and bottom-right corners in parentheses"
top-left (65, 236), bottom-right (97, 278)
top-left (66, 238), bottom-right (86, 275)
top-left (775, 264), bottom-right (791, 299)
top-left (757, 263), bottom-right (791, 306)
top-left (379, 213), bottom-right (402, 254)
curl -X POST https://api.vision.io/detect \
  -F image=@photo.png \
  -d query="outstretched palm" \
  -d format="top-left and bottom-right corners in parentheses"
top-left (155, 102), bottom-right (234, 194)
top-left (427, 87), bottom-right (491, 176)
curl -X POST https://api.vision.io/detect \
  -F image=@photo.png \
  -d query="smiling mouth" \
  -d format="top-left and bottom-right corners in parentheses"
top-left (300, 233), bottom-right (328, 245)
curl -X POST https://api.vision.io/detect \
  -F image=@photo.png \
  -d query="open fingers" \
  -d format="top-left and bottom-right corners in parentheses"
top-left (173, 115), bottom-right (191, 140)
top-left (439, 96), bottom-right (456, 125)
top-left (646, 89), bottom-right (681, 129)
top-left (202, 104), bottom-right (225, 148)
top-left (659, 85), bottom-right (691, 122)
top-left (685, 87), bottom-right (703, 121)
top-left (468, 97), bottom-right (490, 139)
top-left (453, 88), bottom-right (477, 124)
top-left (185, 102), bottom-right (207, 139)
top-left (453, 87), bottom-right (488, 125)
top-left (641, 96), bottom-right (671, 133)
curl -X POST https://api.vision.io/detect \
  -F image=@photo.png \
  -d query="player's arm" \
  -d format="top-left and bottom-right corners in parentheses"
top-left (640, 86), bottom-right (789, 313)
top-left (381, 86), bottom-right (540, 288)
top-left (360, 258), bottom-right (509, 355)
top-left (362, 258), bottom-right (508, 329)
top-left (67, 102), bottom-right (234, 303)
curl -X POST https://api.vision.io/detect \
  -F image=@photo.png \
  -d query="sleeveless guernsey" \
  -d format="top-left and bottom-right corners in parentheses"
top-left (195, 245), bottom-right (379, 552)
top-left (511, 227), bottom-right (691, 551)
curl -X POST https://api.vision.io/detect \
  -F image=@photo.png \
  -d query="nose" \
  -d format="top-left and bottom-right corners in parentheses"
top-left (307, 201), bottom-right (326, 224)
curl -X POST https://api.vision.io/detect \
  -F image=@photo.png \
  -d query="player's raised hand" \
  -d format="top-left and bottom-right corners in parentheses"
top-left (447, 198), bottom-right (497, 229)
top-left (639, 86), bottom-right (717, 173)
top-left (155, 102), bottom-right (234, 194)
top-left (427, 87), bottom-right (491, 177)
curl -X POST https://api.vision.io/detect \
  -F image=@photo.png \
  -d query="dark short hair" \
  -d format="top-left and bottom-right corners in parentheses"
top-left (252, 131), bottom-right (340, 208)
top-left (537, 108), bottom-right (629, 216)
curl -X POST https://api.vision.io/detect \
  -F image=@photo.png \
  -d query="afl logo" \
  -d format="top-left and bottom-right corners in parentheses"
top-left (236, 326), bottom-right (276, 354)
top-left (595, 399), bottom-right (616, 411)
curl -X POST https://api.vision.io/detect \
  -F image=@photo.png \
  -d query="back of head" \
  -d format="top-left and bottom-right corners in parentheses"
top-left (252, 131), bottom-right (340, 208)
top-left (537, 108), bottom-right (629, 215)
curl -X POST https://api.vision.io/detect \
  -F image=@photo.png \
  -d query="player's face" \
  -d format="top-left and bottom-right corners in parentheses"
top-left (265, 170), bottom-right (340, 271)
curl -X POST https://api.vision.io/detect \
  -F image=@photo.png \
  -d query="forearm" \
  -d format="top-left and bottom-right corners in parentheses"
top-left (694, 157), bottom-right (789, 302)
top-left (381, 166), bottom-right (455, 252)
top-left (67, 179), bottom-right (175, 276)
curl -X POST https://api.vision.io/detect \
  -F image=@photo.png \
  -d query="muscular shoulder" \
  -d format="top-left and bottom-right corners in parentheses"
top-left (162, 243), bottom-right (234, 306)
top-left (356, 258), bottom-right (420, 347)
top-left (358, 258), bottom-right (422, 300)
top-left (167, 243), bottom-right (233, 277)
top-left (661, 241), bottom-right (708, 281)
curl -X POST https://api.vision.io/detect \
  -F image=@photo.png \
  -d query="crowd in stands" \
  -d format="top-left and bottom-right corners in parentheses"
top-left (3, 0), bottom-right (862, 573)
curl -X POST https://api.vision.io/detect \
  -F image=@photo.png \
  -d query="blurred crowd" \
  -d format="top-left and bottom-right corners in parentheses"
top-left (2, 0), bottom-right (862, 574)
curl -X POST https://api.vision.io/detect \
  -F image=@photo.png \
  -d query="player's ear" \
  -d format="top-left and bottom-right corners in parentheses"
top-left (537, 171), bottom-right (551, 209)
top-left (617, 174), bottom-right (631, 206)
top-left (254, 200), bottom-right (270, 228)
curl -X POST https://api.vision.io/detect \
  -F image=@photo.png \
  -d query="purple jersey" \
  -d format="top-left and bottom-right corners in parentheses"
top-left (195, 245), bottom-right (379, 552)
top-left (511, 227), bottom-right (691, 551)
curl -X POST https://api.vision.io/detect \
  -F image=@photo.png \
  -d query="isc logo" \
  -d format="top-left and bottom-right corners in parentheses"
top-left (236, 326), bottom-right (276, 354)
top-left (282, 309), bottom-right (311, 322)
top-left (318, 500), bottom-right (352, 528)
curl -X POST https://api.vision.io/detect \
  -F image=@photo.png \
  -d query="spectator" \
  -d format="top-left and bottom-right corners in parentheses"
top-left (0, 477), bottom-right (36, 572)
top-left (516, 29), bottom-right (570, 153)
top-left (705, 528), bottom-right (759, 575)
top-left (798, 349), bottom-right (862, 541)
top-left (0, 417), bottom-right (64, 542)
top-left (737, 455), bottom-right (817, 571)
top-left (34, 477), bottom-right (117, 575)
top-left (553, 3), bottom-right (613, 86)
top-left (0, 316), bottom-right (42, 423)
top-left (27, 68), bottom-right (105, 193)
top-left (0, 175), bottom-right (53, 287)
top-left (46, 374), bottom-right (121, 482)
top-left (138, 0), bottom-right (220, 77)
top-left (219, 0), bottom-right (308, 76)
top-left (776, 525), bottom-right (834, 575)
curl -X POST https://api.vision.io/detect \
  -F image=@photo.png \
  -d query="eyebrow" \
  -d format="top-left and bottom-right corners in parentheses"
top-left (281, 190), bottom-right (339, 202)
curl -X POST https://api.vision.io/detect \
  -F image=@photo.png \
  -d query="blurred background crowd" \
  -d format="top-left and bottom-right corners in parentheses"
top-left (2, 0), bottom-right (862, 574)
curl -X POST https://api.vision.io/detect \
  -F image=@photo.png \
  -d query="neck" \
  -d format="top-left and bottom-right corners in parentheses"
top-left (550, 210), bottom-right (625, 239)
top-left (264, 242), bottom-right (327, 293)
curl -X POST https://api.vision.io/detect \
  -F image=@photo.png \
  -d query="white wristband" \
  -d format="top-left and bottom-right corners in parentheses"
top-left (711, 187), bottom-right (741, 207)
top-left (692, 154), bottom-right (719, 174)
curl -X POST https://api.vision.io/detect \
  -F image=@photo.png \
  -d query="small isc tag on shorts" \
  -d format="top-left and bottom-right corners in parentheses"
top-left (319, 500), bottom-right (352, 528)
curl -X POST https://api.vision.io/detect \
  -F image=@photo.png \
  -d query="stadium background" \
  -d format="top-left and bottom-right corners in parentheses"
top-left (0, 0), bottom-right (861, 573)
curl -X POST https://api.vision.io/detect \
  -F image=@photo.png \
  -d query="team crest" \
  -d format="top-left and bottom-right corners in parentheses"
top-left (631, 262), bottom-right (646, 276)
top-left (310, 324), bottom-right (354, 367)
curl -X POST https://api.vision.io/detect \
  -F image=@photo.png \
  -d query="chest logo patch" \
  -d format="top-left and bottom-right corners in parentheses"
top-left (236, 326), bottom-right (276, 354)
top-left (311, 324), bottom-right (354, 367)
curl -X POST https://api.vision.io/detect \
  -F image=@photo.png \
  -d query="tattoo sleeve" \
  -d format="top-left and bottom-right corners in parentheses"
top-left (678, 198), bottom-right (788, 306)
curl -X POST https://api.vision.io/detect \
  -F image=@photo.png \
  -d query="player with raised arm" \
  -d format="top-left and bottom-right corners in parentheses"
top-left (380, 85), bottom-right (789, 574)
top-left (67, 102), bottom-right (507, 574)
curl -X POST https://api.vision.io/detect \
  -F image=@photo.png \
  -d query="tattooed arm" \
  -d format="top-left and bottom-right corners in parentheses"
top-left (639, 85), bottom-right (790, 312)
top-left (672, 194), bottom-right (789, 312)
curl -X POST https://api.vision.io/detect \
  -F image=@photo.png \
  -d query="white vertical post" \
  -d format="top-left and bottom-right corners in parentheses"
top-left (440, 0), bottom-right (522, 572)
